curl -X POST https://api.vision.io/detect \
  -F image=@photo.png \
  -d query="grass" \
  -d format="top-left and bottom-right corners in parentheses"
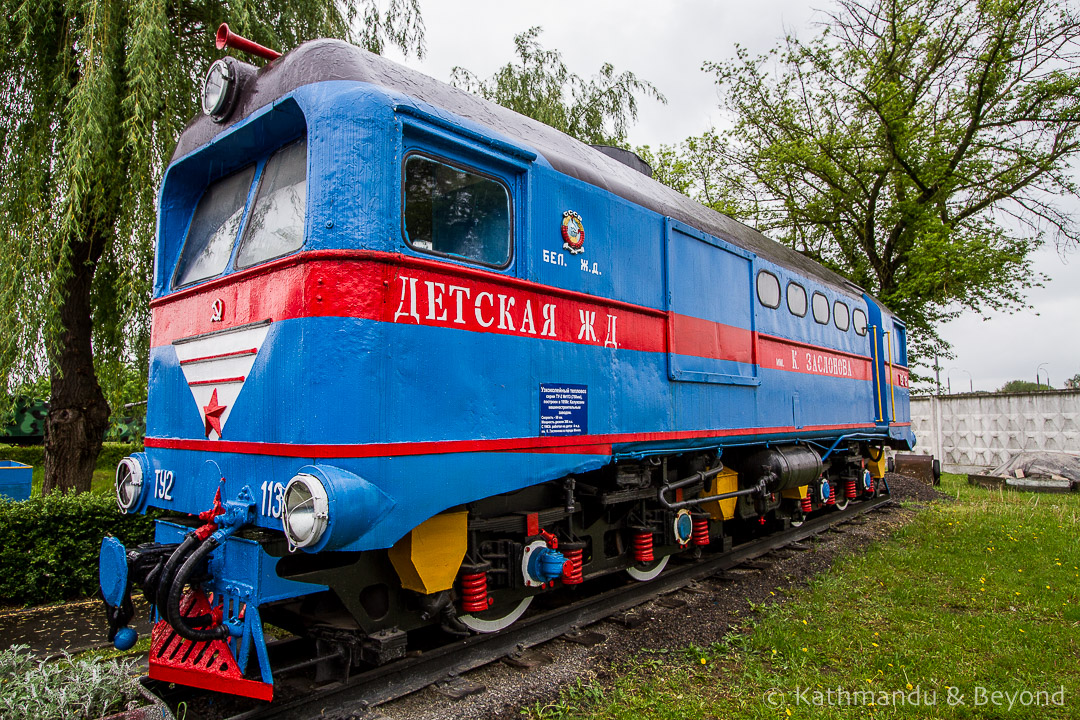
top-left (528, 474), bottom-right (1080, 719)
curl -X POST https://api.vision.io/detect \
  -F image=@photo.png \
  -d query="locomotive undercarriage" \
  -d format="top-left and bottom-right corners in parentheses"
top-left (249, 441), bottom-right (891, 676)
top-left (104, 441), bottom-right (892, 697)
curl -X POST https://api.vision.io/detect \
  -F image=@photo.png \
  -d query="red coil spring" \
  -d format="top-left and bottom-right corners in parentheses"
top-left (632, 531), bottom-right (654, 563)
top-left (801, 496), bottom-right (812, 513)
top-left (460, 571), bottom-right (491, 613)
top-left (867, 476), bottom-right (875, 494)
top-left (826, 486), bottom-right (836, 505)
top-left (692, 516), bottom-right (711, 546)
top-left (845, 478), bottom-right (857, 499)
top-left (562, 548), bottom-right (584, 584)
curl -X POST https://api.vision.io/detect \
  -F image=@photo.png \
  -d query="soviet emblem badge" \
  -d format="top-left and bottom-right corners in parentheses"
top-left (561, 210), bottom-right (585, 254)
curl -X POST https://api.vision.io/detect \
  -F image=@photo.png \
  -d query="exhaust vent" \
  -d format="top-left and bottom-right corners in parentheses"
top-left (590, 145), bottom-right (653, 178)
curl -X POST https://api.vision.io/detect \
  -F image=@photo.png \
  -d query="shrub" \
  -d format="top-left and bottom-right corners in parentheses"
top-left (0, 492), bottom-right (155, 605)
top-left (0, 442), bottom-right (142, 476)
top-left (0, 444), bottom-right (44, 469)
top-left (0, 645), bottom-right (141, 719)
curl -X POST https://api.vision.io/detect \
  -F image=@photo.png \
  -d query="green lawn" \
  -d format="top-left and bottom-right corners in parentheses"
top-left (531, 474), bottom-right (1080, 719)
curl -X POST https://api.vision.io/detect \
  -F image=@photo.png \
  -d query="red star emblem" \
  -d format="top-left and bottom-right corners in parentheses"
top-left (203, 388), bottom-right (227, 438)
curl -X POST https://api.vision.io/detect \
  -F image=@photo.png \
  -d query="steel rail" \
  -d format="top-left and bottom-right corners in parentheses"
top-left (146, 494), bottom-right (894, 720)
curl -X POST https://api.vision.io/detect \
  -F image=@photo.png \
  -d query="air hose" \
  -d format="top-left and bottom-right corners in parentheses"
top-left (154, 533), bottom-right (200, 622)
top-left (166, 534), bottom-right (231, 641)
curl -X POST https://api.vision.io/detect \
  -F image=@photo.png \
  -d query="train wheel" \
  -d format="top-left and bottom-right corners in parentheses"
top-left (626, 555), bottom-right (670, 582)
top-left (459, 596), bottom-right (533, 633)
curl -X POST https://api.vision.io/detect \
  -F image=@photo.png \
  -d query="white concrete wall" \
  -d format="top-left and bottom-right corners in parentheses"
top-left (909, 390), bottom-right (1080, 473)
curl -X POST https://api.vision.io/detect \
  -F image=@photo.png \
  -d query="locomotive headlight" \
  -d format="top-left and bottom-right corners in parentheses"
top-left (282, 473), bottom-right (330, 549)
top-left (202, 59), bottom-right (237, 120)
top-left (281, 465), bottom-right (396, 552)
top-left (115, 457), bottom-right (144, 513)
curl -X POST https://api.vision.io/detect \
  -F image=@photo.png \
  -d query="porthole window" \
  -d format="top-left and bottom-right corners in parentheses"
top-left (834, 301), bottom-right (850, 331)
top-left (853, 308), bottom-right (868, 336)
top-left (756, 271), bottom-right (781, 309)
top-left (787, 282), bottom-right (807, 317)
top-left (812, 292), bottom-right (830, 325)
top-left (403, 154), bottom-right (512, 268)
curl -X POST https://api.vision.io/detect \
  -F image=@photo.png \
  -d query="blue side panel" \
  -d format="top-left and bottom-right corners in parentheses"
top-left (666, 223), bottom-right (753, 324)
top-left (529, 166), bottom-right (666, 309)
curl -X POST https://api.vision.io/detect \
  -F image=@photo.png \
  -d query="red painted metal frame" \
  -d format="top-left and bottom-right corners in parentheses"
top-left (148, 590), bottom-right (273, 701)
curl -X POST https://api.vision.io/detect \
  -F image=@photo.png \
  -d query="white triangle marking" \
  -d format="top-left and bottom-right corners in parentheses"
top-left (174, 323), bottom-right (271, 440)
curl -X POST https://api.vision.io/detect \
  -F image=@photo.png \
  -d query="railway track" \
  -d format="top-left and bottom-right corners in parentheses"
top-left (141, 495), bottom-right (895, 720)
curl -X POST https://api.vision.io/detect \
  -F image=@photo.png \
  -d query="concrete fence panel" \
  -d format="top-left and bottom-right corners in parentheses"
top-left (909, 390), bottom-right (1080, 473)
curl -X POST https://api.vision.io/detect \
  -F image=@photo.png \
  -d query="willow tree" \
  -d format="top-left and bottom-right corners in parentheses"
top-left (652, 0), bottom-right (1080, 363)
top-left (0, 0), bottom-right (423, 493)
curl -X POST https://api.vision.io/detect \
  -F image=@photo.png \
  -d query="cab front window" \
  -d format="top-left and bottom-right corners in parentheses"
top-left (237, 138), bottom-right (308, 269)
top-left (173, 165), bottom-right (255, 287)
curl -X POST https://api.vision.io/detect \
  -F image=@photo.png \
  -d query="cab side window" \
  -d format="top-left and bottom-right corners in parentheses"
top-left (403, 154), bottom-right (512, 268)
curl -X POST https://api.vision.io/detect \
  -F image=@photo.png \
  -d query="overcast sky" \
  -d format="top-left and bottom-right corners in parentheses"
top-left (384, 0), bottom-right (1080, 392)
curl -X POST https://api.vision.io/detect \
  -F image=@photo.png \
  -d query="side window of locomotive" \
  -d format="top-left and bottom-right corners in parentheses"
top-left (403, 155), bottom-right (512, 268)
top-left (787, 282), bottom-right (807, 317)
top-left (756, 271), bottom-right (781, 309)
top-left (834, 301), bottom-right (850, 331)
top-left (236, 138), bottom-right (308, 269)
top-left (811, 292), bottom-right (830, 324)
top-left (852, 308), bottom-right (868, 336)
top-left (894, 324), bottom-right (909, 365)
top-left (173, 165), bottom-right (256, 287)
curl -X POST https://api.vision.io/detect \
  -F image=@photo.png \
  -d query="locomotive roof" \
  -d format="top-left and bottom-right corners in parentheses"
top-left (176, 39), bottom-right (864, 296)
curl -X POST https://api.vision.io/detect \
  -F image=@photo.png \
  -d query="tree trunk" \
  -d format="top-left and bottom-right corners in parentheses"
top-left (42, 237), bottom-right (111, 494)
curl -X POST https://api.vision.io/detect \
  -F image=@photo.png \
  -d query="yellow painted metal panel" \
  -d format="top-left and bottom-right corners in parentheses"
top-left (781, 484), bottom-right (808, 500)
top-left (702, 467), bottom-right (739, 521)
top-left (388, 511), bottom-right (468, 594)
top-left (867, 452), bottom-right (888, 479)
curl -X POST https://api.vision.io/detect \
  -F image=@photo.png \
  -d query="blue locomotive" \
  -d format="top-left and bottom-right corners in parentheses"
top-left (98, 26), bottom-right (914, 701)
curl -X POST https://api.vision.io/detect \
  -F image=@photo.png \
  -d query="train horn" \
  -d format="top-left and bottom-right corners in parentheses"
top-left (215, 23), bottom-right (281, 61)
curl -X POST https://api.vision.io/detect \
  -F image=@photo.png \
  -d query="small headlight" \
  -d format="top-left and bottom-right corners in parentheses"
top-left (202, 59), bottom-right (235, 119)
top-left (282, 473), bottom-right (330, 549)
top-left (115, 457), bottom-right (144, 513)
